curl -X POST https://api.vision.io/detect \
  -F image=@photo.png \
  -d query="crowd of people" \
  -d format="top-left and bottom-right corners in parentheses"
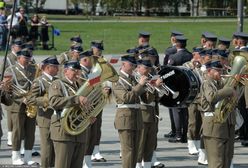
top-left (0, 6), bottom-right (51, 50)
top-left (0, 28), bottom-right (247, 168)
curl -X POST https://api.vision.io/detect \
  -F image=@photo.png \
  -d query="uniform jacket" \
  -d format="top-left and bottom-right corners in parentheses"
top-left (29, 73), bottom-right (55, 128)
top-left (5, 63), bottom-right (36, 113)
top-left (0, 52), bottom-right (17, 77)
top-left (140, 91), bottom-right (157, 123)
top-left (49, 77), bottom-right (86, 143)
top-left (0, 90), bottom-right (13, 120)
top-left (113, 71), bottom-right (145, 130)
top-left (200, 75), bottom-right (235, 139)
top-left (163, 45), bottom-right (177, 65)
top-left (168, 48), bottom-right (193, 66)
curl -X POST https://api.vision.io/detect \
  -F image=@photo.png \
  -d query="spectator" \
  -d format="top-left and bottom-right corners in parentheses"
top-left (40, 15), bottom-right (50, 50)
top-left (7, 8), bottom-right (19, 42)
top-left (29, 14), bottom-right (40, 47)
top-left (16, 6), bottom-right (28, 41)
top-left (0, 8), bottom-right (7, 49)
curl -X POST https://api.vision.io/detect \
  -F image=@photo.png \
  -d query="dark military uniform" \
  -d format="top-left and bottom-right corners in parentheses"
top-left (201, 75), bottom-right (235, 168)
top-left (29, 72), bottom-right (56, 167)
top-left (163, 45), bottom-right (176, 65)
top-left (49, 77), bottom-right (87, 168)
top-left (113, 70), bottom-right (145, 168)
top-left (168, 48), bottom-right (193, 66)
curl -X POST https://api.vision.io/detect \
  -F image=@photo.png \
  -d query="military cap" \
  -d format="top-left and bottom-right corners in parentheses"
top-left (232, 32), bottom-right (239, 39)
top-left (12, 38), bottom-right (23, 46)
top-left (121, 54), bottom-right (136, 64)
top-left (71, 44), bottom-right (83, 53)
top-left (70, 36), bottom-right (82, 44)
top-left (91, 40), bottom-right (104, 50)
top-left (16, 49), bottom-right (32, 58)
top-left (202, 32), bottom-right (217, 41)
top-left (192, 47), bottom-right (204, 53)
top-left (205, 60), bottom-right (223, 69)
top-left (175, 35), bottom-right (187, 42)
top-left (64, 60), bottom-right (81, 70)
top-left (137, 59), bottom-right (152, 68)
top-left (138, 31), bottom-right (151, 38)
top-left (22, 43), bottom-right (34, 51)
top-left (212, 49), bottom-right (229, 58)
top-left (140, 48), bottom-right (158, 58)
top-left (79, 50), bottom-right (93, 59)
top-left (199, 49), bottom-right (212, 57)
top-left (41, 55), bottom-right (59, 65)
top-left (218, 37), bottom-right (231, 47)
top-left (171, 30), bottom-right (184, 37)
top-left (236, 32), bottom-right (248, 40)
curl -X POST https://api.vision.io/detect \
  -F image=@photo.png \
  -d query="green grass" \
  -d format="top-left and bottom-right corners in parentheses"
top-left (1, 20), bottom-right (248, 56)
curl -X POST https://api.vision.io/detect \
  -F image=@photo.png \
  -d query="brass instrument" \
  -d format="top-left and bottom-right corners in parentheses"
top-left (214, 50), bottom-right (248, 123)
top-left (133, 71), bottom-right (155, 93)
top-left (61, 56), bottom-right (119, 135)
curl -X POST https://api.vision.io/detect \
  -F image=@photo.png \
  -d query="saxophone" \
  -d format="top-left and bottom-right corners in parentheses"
top-left (61, 56), bottom-right (119, 135)
top-left (214, 50), bottom-right (248, 123)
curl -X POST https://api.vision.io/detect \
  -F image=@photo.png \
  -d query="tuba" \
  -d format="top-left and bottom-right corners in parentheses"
top-left (61, 56), bottom-right (119, 135)
top-left (214, 50), bottom-right (248, 123)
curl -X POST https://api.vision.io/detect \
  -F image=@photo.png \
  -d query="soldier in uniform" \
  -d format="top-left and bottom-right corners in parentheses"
top-left (183, 47), bottom-right (204, 156)
top-left (5, 49), bottom-right (37, 165)
top-left (201, 32), bottom-right (217, 49)
top-left (135, 59), bottom-right (158, 168)
top-left (70, 35), bottom-right (83, 46)
top-left (167, 35), bottom-right (192, 143)
top-left (163, 31), bottom-right (184, 142)
top-left (49, 61), bottom-right (89, 168)
top-left (113, 54), bottom-right (147, 168)
top-left (200, 60), bottom-right (236, 168)
top-left (0, 73), bottom-right (13, 148)
top-left (217, 37), bottom-right (231, 50)
top-left (57, 44), bottom-right (83, 65)
top-left (0, 38), bottom-right (22, 146)
top-left (28, 56), bottom-right (59, 168)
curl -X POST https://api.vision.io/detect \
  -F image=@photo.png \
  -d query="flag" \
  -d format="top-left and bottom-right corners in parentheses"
top-left (53, 29), bottom-right (61, 36)
top-left (88, 73), bottom-right (101, 86)
top-left (109, 55), bottom-right (119, 64)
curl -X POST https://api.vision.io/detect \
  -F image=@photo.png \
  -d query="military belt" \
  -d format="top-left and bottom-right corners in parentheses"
top-left (140, 102), bottom-right (155, 107)
top-left (117, 104), bottom-right (140, 109)
top-left (204, 112), bottom-right (214, 117)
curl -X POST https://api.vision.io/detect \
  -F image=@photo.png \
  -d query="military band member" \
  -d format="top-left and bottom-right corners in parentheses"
top-left (163, 30), bottom-right (183, 65)
top-left (5, 49), bottom-right (37, 165)
top-left (70, 35), bottom-right (83, 46)
top-left (168, 35), bottom-right (192, 143)
top-left (201, 32), bottom-right (217, 49)
top-left (200, 60), bottom-right (236, 168)
top-left (49, 61), bottom-right (89, 168)
top-left (57, 44), bottom-right (83, 65)
top-left (217, 37), bottom-right (231, 50)
top-left (113, 55), bottom-right (146, 168)
top-left (135, 59), bottom-right (157, 168)
top-left (183, 47), bottom-right (204, 156)
top-left (0, 73), bottom-right (13, 148)
top-left (0, 38), bottom-right (22, 146)
top-left (28, 56), bottom-right (59, 168)
top-left (89, 40), bottom-right (108, 163)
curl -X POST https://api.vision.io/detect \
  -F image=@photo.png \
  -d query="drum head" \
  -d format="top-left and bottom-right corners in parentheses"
top-left (158, 66), bottom-right (200, 107)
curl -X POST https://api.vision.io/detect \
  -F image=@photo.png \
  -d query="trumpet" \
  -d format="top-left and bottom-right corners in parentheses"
top-left (147, 73), bottom-right (179, 99)
top-left (133, 71), bottom-right (155, 93)
top-left (221, 74), bottom-right (248, 86)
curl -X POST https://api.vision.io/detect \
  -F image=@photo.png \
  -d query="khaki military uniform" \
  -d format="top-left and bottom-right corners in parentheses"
top-left (5, 63), bottom-right (36, 151)
top-left (137, 91), bottom-right (157, 162)
top-left (113, 71), bottom-right (145, 168)
top-left (28, 73), bottom-right (55, 167)
top-left (49, 77), bottom-right (87, 168)
top-left (0, 52), bottom-right (17, 133)
top-left (0, 90), bottom-right (13, 145)
top-left (200, 76), bottom-right (235, 168)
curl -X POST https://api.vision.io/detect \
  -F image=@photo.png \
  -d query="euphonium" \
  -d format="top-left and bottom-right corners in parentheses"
top-left (61, 56), bottom-right (119, 135)
top-left (214, 50), bottom-right (248, 123)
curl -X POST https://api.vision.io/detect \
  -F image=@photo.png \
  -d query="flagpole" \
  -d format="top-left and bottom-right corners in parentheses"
top-left (1, 0), bottom-right (18, 81)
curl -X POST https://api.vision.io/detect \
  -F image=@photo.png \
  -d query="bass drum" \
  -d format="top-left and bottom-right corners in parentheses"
top-left (158, 66), bottom-right (201, 108)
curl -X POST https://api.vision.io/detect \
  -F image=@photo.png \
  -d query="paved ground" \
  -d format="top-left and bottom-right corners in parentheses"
top-left (0, 56), bottom-right (248, 167)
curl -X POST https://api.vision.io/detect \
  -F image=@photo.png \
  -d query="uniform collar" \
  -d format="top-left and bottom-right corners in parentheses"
top-left (12, 51), bottom-right (17, 56)
top-left (43, 72), bottom-right (53, 81)
top-left (17, 62), bottom-right (25, 70)
top-left (80, 64), bottom-right (91, 74)
top-left (65, 76), bottom-right (74, 85)
top-left (240, 46), bottom-right (247, 49)
top-left (120, 69), bottom-right (130, 78)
